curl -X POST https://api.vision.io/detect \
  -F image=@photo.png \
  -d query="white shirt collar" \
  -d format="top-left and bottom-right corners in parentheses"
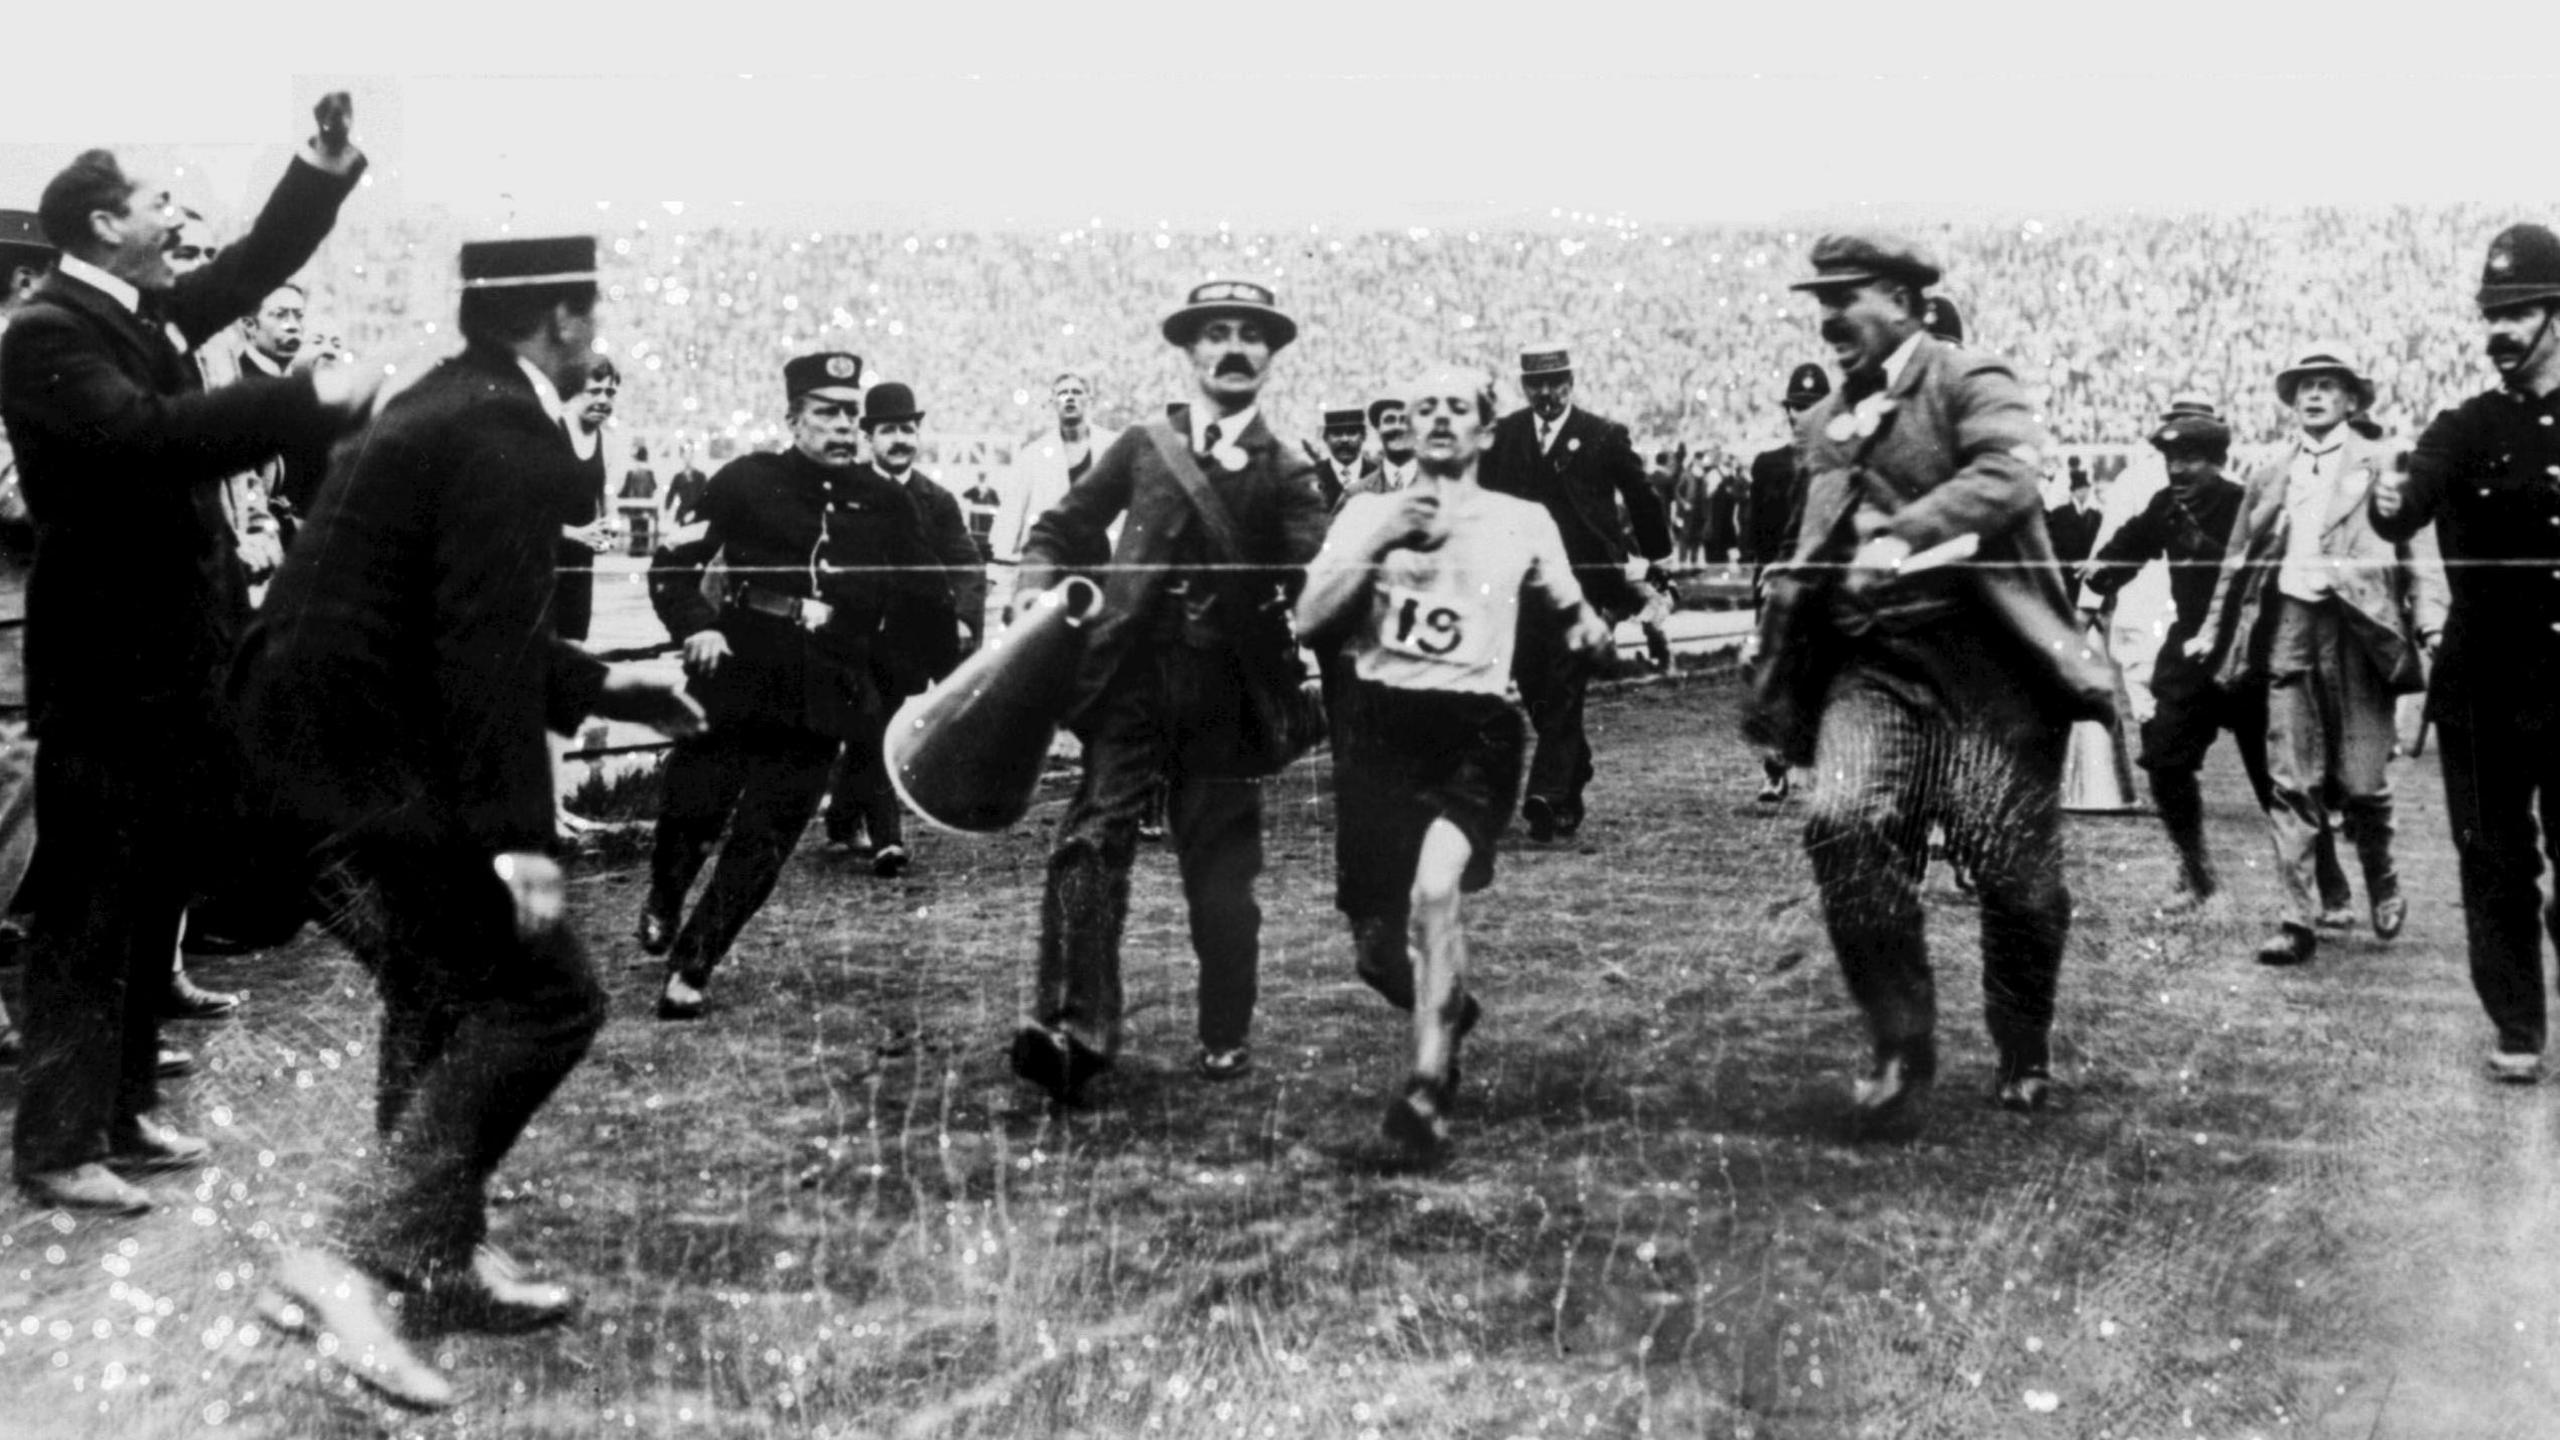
top-left (241, 345), bottom-right (289, 378)
top-left (2297, 427), bottom-right (2345, 459)
top-left (1881, 331), bottom-right (1925, 391)
top-left (57, 254), bottom-right (140, 315)
top-left (515, 354), bottom-right (568, 415)
top-left (1192, 404), bottom-right (1256, 452)
top-left (1538, 404), bottom-right (1576, 443)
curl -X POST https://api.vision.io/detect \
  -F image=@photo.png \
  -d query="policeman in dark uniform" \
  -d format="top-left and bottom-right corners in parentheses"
top-left (639, 352), bottom-right (951, 1018)
top-left (1739, 362), bottom-right (1831, 802)
top-left (2373, 222), bottom-right (2560, 1084)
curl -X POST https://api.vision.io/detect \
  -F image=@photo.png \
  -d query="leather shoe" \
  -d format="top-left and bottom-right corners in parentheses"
top-left (156, 1045), bottom-right (197, 1079)
top-left (18, 1162), bottom-right (152, 1215)
top-left (1519, 795), bottom-right (1557, 843)
top-left (2373, 892), bottom-right (2408, 941)
top-left (2314, 905), bottom-right (2359, 933)
top-left (163, 971), bottom-right (242, 1021)
top-left (1756, 771), bottom-right (1791, 805)
top-left (2255, 924), bottom-right (2318, 967)
top-left (1850, 1036), bottom-right (1937, 1137)
top-left (635, 897), bottom-right (679, 956)
top-left (106, 1115), bottom-right (210, 1175)
top-left (871, 842), bottom-right (910, 879)
top-left (1010, 1023), bottom-right (1111, 1103)
top-left (263, 1248), bottom-right (454, 1409)
top-left (657, 973), bottom-right (707, 1021)
top-left (1194, 1045), bottom-right (1252, 1081)
top-left (405, 1244), bottom-right (579, 1335)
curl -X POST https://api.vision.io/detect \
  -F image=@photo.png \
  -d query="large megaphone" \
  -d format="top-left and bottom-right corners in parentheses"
top-left (885, 576), bottom-right (1103, 833)
top-left (2060, 611), bottom-right (2147, 815)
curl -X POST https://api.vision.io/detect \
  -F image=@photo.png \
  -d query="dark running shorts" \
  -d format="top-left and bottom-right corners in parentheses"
top-left (1329, 677), bottom-right (1528, 919)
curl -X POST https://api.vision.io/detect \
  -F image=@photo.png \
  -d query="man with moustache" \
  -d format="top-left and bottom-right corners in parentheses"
top-left (2191, 345), bottom-right (2439, 968)
top-left (1350, 394), bottom-right (1421, 497)
top-left (1740, 363), bottom-right (1833, 802)
top-left (640, 353), bottom-right (951, 1018)
top-left (1481, 344), bottom-right (1671, 840)
top-left (1297, 366), bottom-right (1611, 1158)
top-left (232, 235), bottom-right (703, 1408)
top-left (2372, 223), bottom-right (2560, 1083)
top-left (818, 380), bottom-right (981, 875)
top-left (1006, 280), bottom-right (1328, 1100)
top-left (1309, 404), bottom-right (1373, 509)
top-left (4, 96), bottom-right (378, 1213)
top-left (1748, 234), bottom-right (2111, 1132)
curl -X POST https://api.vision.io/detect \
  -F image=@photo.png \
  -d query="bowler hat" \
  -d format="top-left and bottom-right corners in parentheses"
top-left (861, 381), bottom-right (924, 426)
top-left (1518, 343), bottom-right (1573, 377)
top-left (2477, 223), bottom-right (2560, 309)
top-left (1921, 295), bottom-right (1964, 344)
top-left (2161, 390), bottom-right (2222, 421)
top-left (1782, 362), bottom-right (1832, 410)
top-left (2273, 344), bottom-right (2376, 411)
top-left (785, 351), bottom-right (866, 404)
top-left (1161, 279), bottom-right (1297, 350)
top-left (1321, 405), bottom-right (1366, 432)
top-left (1787, 233), bottom-right (1942, 293)
top-left (2151, 414), bottom-right (2232, 457)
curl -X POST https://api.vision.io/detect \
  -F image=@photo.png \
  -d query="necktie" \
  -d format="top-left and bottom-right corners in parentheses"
top-left (1538, 421), bottom-right (1556, 454)
top-left (1201, 421), bottom-right (1223, 456)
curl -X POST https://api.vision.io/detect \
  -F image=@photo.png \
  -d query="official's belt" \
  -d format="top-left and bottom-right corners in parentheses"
top-left (729, 580), bottom-right (833, 630)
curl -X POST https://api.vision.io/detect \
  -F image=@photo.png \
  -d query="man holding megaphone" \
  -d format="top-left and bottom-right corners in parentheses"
top-left (1003, 280), bottom-right (1330, 1103)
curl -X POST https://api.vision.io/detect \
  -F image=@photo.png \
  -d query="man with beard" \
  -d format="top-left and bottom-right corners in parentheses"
top-left (4, 97), bottom-right (378, 1213)
top-left (639, 353), bottom-right (951, 1018)
top-left (1481, 343), bottom-right (1670, 840)
top-left (1297, 365), bottom-right (1610, 1158)
top-left (2372, 223), bottom-right (2560, 1083)
top-left (2191, 345), bottom-right (2439, 968)
top-left (1739, 362), bottom-right (1831, 803)
top-left (1005, 280), bottom-right (1328, 1100)
top-left (1748, 233), bottom-right (2110, 1133)
top-left (818, 380), bottom-right (981, 875)
top-left (1309, 404), bottom-right (1372, 509)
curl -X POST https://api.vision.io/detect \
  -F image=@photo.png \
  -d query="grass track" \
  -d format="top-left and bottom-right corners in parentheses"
top-left (3, 671), bottom-right (2552, 1438)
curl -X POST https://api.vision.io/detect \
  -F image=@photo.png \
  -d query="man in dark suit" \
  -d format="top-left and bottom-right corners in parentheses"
top-left (664, 442), bottom-right (710, 526)
top-left (232, 234), bottom-right (701, 1408)
top-left (819, 380), bottom-right (985, 874)
top-left (1, 97), bottom-right (377, 1215)
top-left (1006, 279), bottom-right (1329, 1099)
top-left (0, 210), bottom-right (56, 1066)
top-left (1738, 363), bottom-right (1832, 801)
top-left (1309, 404), bottom-right (1374, 509)
top-left (1480, 343), bottom-right (1672, 839)
top-left (640, 354), bottom-right (952, 1018)
top-left (2046, 468), bottom-right (2104, 607)
top-left (1748, 233), bottom-right (2113, 1133)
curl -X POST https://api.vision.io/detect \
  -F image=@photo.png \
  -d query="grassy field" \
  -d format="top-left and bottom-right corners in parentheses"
top-left (2, 668), bottom-right (2553, 1439)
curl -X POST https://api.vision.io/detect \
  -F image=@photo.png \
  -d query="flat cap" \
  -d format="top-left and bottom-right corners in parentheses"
top-left (1787, 233), bottom-right (1942, 292)
top-left (2150, 414), bottom-right (2232, 456)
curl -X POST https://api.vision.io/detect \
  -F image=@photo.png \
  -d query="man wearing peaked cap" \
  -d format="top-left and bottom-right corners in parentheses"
top-left (819, 379), bottom-right (985, 875)
top-left (1002, 278), bottom-right (1328, 1099)
top-left (3, 94), bottom-right (381, 1220)
top-left (1309, 403), bottom-right (1374, 509)
top-left (2190, 342), bottom-right (2440, 968)
top-left (2372, 223), bottom-right (2560, 1084)
top-left (1480, 342), bottom-right (1671, 840)
top-left (640, 353), bottom-right (951, 1014)
top-left (231, 228), bottom-right (703, 1406)
top-left (1749, 230), bottom-right (2111, 1131)
top-left (1736, 361), bottom-right (1833, 804)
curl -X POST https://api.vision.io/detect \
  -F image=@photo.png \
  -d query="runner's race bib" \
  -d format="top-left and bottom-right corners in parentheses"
top-left (1378, 584), bottom-right (1491, 667)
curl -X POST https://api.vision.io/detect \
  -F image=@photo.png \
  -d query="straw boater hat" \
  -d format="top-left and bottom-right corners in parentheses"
top-left (1160, 279), bottom-right (1297, 349)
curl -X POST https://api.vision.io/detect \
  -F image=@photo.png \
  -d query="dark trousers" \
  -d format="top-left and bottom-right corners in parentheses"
top-left (2436, 663), bottom-right (2560, 1054)
top-left (312, 837), bottom-right (606, 1280)
top-left (1035, 642), bottom-right (1263, 1057)
top-left (1803, 672), bottom-right (2072, 1071)
top-left (1513, 606), bottom-right (1594, 826)
top-left (2141, 660), bottom-right (2351, 905)
top-left (820, 713), bottom-right (903, 849)
top-left (648, 724), bottom-right (840, 983)
top-left (10, 733), bottom-right (200, 1175)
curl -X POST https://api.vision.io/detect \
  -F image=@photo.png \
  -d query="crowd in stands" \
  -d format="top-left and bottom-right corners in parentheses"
top-left (291, 203), bottom-right (2525, 464)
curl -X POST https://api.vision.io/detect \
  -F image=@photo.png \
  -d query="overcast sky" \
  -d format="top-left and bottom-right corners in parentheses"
top-left (4, 3), bottom-right (2553, 232)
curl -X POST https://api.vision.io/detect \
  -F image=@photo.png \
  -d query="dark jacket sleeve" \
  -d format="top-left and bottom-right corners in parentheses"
top-left (169, 153), bottom-right (368, 350)
top-left (652, 462), bottom-right (752, 641)
top-left (916, 479), bottom-right (988, 635)
top-left (2374, 407), bottom-right (2461, 544)
top-left (1601, 420), bottom-right (1671, 561)
top-left (2080, 497), bottom-right (2166, 601)
top-left (0, 307), bottom-right (327, 499)
top-left (1019, 430), bottom-right (1138, 595)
